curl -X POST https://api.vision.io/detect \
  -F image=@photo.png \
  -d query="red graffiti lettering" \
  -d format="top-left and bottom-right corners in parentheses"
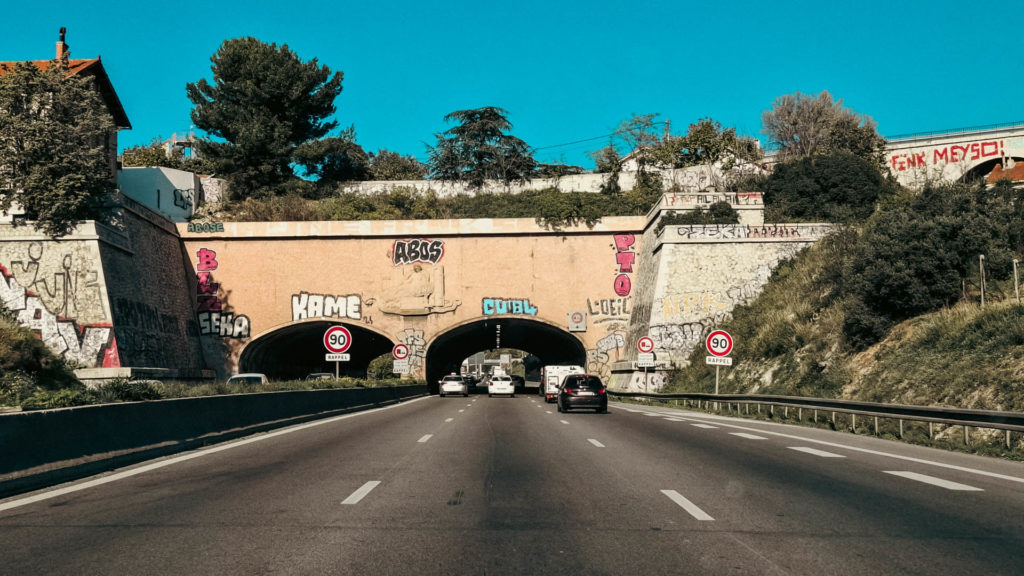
top-left (615, 251), bottom-right (635, 273)
top-left (614, 274), bottom-right (631, 297)
top-left (196, 248), bottom-right (218, 271)
top-left (614, 234), bottom-right (635, 252)
top-left (981, 141), bottom-right (1000, 157)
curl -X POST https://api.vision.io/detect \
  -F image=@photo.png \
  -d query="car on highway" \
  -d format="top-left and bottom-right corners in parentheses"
top-left (540, 364), bottom-right (585, 403)
top-left (226, 373), bottom-right (268, 386)
top-left (439, 373), bottom-right (469, 397)
top-left (488, 375), bottom-right (515, 397)
top-left (556, 374), bottom-right (608, 413)
top-left (305, 372), bottom-right (334, 381)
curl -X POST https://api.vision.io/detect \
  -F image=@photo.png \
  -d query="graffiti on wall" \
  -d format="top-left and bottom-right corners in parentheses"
top-left (392, 238), bottom-right (445, 266)
top-left (396, 328), bottom-right (426, 370)
top-left (380, 264), bottom-right (460, 315)
top-left (660, 292), bottom-right (730, 321)
top-left (663, 192), bottom-right (763, 207)
top-left (482, 298), bottom-right (538, 316)
top-left (626, 371), bottom-right (668, 392)
top-left (586, 331), bottom-right (626, 380)
top-left (649, 321), bottom-right (713, 359)
top-left (890, 140), bottom-right (1006, 172)
top-left (292, 292), bottom-right (362, 321)
top-left (613, 234), bottom-right (635, 297)
top-left (112, 297), bottom-right (188, 367)
top-left (2, 241), bottom-right (105, 322)
top-left (195, 248), bottom-right (250, 338)
top-left (587, 296), bottom-right (631, 322)
top-left (0, 264), bottom-right (118, 367)
top-left (672, 224), bottom-right (832, 241)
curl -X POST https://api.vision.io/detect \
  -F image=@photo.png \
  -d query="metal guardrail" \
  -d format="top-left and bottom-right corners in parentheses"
top-left (885, 120), bottom-right (1024, 142)
top-left (609, 391), bottom-right (1024, 446)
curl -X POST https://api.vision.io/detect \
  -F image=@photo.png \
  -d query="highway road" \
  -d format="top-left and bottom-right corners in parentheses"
top-left (2, 394), bottom-right (1023, 575)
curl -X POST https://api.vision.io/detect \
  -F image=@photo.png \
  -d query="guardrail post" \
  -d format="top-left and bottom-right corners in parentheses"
top-left (831, 411), bottom-right (836, 426)
top-left (874, 416), bottom-right (879, 436)
top-left (770, 405), bottom-right (774, 418)
top-left (813, 409), bottom-right (817, 423)
top-left (964, 426), bottom-right (969, 445)
top-left (898, 419), bottom-right (904, 439)
top-left (784, 406), bottom-right (789, 419)
top-left (757, 404), bottom-right (761, 414)
top-left (798, 408), bottom-right (802, 422)
top-left (929, 422), bottom-right (934, 440)
top-left (1007, 430), bottom-right (1012, 449)
top-left (851, 413), bottom-right (857, 433)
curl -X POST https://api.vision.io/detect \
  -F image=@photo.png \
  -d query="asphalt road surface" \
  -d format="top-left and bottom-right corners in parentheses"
top-left (2, 395), bottom-right (1023, 575)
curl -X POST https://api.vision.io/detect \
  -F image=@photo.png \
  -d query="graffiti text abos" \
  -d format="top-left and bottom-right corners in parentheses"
top-left (393, 239), bottom-right (445, 266)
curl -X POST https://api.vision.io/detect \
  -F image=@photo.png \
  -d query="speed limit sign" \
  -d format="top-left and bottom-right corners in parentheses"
top-left (705, 330), bottom-right (733, 357)
top-left (323, 325), bottom-right (353, 353)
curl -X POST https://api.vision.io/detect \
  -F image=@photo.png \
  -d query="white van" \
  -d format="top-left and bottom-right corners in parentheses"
top-left (540, 365), bottom-right (584, 403)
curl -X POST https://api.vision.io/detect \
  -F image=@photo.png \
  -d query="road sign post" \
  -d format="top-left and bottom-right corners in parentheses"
top-left (324, 325), bottom-right (353, 379)
top-left (637, 337), bottom-right (655, 392)
top-left (705, 330), bottom-right (734, 400)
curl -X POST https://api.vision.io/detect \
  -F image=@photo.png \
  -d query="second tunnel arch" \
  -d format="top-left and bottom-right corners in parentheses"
top-left (424, 316), bottom-right (588, 391)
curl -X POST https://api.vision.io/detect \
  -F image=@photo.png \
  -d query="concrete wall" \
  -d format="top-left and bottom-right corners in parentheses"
top-left (0, 222), bottom-right (119, 368)
top-left (613, 220), bottom-right (833, 392)
top-left (117, 167), bottom-right (200, 222)
top-left (0, 385), bottom-right (426, 497)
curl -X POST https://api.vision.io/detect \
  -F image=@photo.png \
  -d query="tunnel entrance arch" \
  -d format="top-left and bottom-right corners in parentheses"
top-left (425, 317), bottom-right (587, 391)
top-left (238, 320), bottom-right (394, 380)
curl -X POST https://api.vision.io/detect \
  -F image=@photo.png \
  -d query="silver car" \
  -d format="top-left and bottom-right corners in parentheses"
top-left (439, 374), bottom-right (469, 397)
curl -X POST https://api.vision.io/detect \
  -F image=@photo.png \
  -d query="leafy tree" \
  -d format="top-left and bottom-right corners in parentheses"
top-left (762, 91), bottom-right (886, 168)
top-left (588, 140), bottom-right (622, 194)
top-left (427, 107), bottom-right (536, 188)
top-left (535, 163), bottom-right (584, 178)
top-left (186, 37), bottom-right (344, 198)
top-left (121, 138), bottom-right (216, 174)
top-left (655, 201), bottom-right (740, 233)
top-left (0, 62), bottom-right (116, 237)
top-left (369, 149), bottom-right (427, 180)
top-left (614, 113), bottom-right (662, 178)
top-left (655, 118), bottom-right (762, 169)
top-left (294, 135), bottom-right (370, 183)
top-left (762, 150), bottom-right (889, 223)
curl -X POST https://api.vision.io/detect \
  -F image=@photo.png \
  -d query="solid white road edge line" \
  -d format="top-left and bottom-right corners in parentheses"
top-left (789, 446), bottom-right (846, 458)
top-left (661, 489), bottom-right (714, 521)
top-left (691, 424), bottom-right (718, 429)
top-left (0, 396), bottom-right (430, 513)
top-left (884, 471), bottom-right (983, 491)
top-left (342, 481), bottom-right (383, 504)
top-left (418, 434), bottom-right (433, 443)
top-left (588, 439), bottom-right (605, 448)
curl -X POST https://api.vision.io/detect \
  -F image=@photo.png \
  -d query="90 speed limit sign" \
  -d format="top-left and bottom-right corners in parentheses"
top-left (323, 325), bottom-right (353, 353)
top-left (705, 330), bottom-right (733, 357)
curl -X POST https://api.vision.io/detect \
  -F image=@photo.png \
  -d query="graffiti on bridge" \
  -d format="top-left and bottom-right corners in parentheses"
top-left (392, 239), bottom-right (445, 266)
top-left (482, 298), bottom-right (537, 316)
top-left (195, 248), bottom-right (250, 338)
top-left (292, 292), bottom-right (362, 321)
top-left (613, 234), bottom-right (635, 297)
top-left (890, 140), bottom-right (1006, 172)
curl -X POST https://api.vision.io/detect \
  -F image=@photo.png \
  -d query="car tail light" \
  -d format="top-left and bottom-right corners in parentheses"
top-left (598, 388), bottom-right (606, 395)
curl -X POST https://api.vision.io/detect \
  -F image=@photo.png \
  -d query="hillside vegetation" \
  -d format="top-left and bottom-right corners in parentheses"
top-left (666, 177), bottom-right (1024, 414)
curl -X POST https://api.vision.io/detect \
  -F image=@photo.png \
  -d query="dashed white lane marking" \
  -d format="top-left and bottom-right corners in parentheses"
top-left (466, 404), bottom-right (472, 407)
top-left (661, 490), bottom-right (714, 521)
top-left (789, 446), bottom-right (845, 458)
top-left (560, 420), bottom-right (570, 425)
top-left (546, 411), bottom-right (553, 414)
top-left (643, 413), bottom-right (661, 417)
top-left (730, 432), bottom-right (768, 440)
top-left (691, 424), bottom-right (718, 429)
top-left (884, 471), bottom-right (983, 491)
top-left (342, 481), bottom-right (382, 504)
top-left (0, 396), bottom-right (430, 514)
top-left (445, 418), bottom-right (454, 423)
top-left (588, 439), bottom-right (605, 448)
top-left (417, 435), bottom-right (433, 443)
top-left (664, 418), bottom-right (685, 422)
top-left (665, 413), bottom-right (1024, 485)
top-left (459, 409), bottom-right (465, 413)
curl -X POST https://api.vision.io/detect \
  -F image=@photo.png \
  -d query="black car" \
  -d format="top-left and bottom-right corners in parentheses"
top-left (556, 374), bottom-right (608, 413)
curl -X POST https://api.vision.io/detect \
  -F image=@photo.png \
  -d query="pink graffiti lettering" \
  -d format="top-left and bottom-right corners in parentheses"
top-left (612, 234), bottom-right (636, 297)
top-left (614, 275), bottom-right (631, 297)
top-left (196, 248), bottom-right (218, 271)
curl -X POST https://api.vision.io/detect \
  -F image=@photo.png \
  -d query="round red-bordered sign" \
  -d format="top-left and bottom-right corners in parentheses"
top-left (705, 330), bottom-right (733, 357)
top-left (570, 311), bottom-right (584, 325)
top-left (637, 336), bottom-right (655, 353)
top-left (393, 343), bottom-right (410, 360)
top-left (323, 325), bottom-right (353, 353)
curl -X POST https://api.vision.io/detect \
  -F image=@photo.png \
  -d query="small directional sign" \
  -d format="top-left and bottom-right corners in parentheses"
top-left (705, 356), bottom-right (733, 366)
top-left (392, 359), bottom-right (409, 374)
top-left (637, 352), bottom-right (655, 368)
top-left (326, 353), bottom-right (351, 362)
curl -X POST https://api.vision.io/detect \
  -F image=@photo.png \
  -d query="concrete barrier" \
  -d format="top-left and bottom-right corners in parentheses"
top-left (0, 385), bottom-right (427, 498)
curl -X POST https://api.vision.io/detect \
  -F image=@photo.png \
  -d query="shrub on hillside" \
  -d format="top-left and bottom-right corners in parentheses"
top-left (20, 388), bottom-right (97, 411)
top-left (763, 150), bottom-right (889, 223)
top-left (655, 201), bottom-right (739, 233)
top-left (0, 310), bottom-right (79, 390)
top-left (97, 378), bottom-right (164, 402)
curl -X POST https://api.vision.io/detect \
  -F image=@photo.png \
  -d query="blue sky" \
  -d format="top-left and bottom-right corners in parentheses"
top-left (2, 1), bottom-right (1020, 169)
